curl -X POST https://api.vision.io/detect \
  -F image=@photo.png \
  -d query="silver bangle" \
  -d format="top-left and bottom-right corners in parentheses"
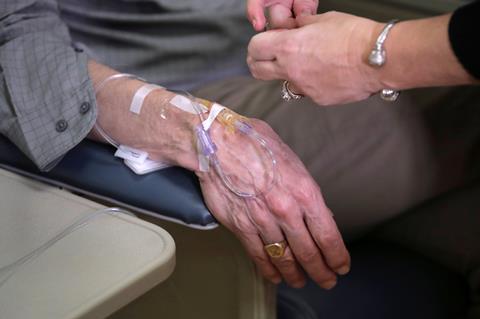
top-left (368, 20), bottom-right (400, 102)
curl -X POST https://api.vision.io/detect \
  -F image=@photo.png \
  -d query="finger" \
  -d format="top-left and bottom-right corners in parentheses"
top-left (283, 216), bottom-right (338, 289)
top-left (292, 0), bottom-right (318, 17)
top-left (248, 59), bottom-right (284, 80)
top-left (199, 176), bottom-right (283, 284)
top-left (305, 196), bottom-right (351, 275)
top-left (246, 199), bottom-right (306, 288)
top-left (264, 188), bottom-right (338, 289)
top-left (267, 4), bottom-right (296, 29)
top-left (237, 231), bottom-right (283, 284)
top-left (246, 0), bottom-right (267, 31)
top-left (270, 246), bottom-right (306, 288)
top-left (248, 30), bottom-right (285, 61)
top-left (296, 11), bottom-right (321, 27)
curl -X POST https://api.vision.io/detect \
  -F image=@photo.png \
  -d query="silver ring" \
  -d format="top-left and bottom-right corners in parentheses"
top-left (380, 89), bottom-right (400, 102)
top-left (281, 80), bottom-right (303, 102)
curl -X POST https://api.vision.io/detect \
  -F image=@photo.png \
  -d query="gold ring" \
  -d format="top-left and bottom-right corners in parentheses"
top-left (264, 240), bottom-right (287, 258)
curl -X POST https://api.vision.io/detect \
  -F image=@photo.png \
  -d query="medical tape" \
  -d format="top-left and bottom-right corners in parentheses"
top-left (130, 83), bottom-right (164, 114)
top-left (116, 84), bottom-right (166, 166)
top-left (170, 95), bottom-right (208, 114)
top-left (202, 103), bottom-right (225, 131)
top-left (115, 145), bottom-right (149, 164)
top-left (124, 158), bottom-right (171, 175)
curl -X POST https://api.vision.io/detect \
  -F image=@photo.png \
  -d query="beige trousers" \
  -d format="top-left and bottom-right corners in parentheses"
top-left (194, 77), bottom-right (480, 318)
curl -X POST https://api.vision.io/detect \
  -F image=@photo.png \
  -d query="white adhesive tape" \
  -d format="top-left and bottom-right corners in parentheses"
top-left (170, 95), bottom-right (208, 114)
top-left (124, 158), bottom-right (171, 174)
top-left (115, 145), bottom-right (149, 164)
top-left (202, 103), bottom-right (225, 131)
top-left (130, 84), bottom-right (164, 114)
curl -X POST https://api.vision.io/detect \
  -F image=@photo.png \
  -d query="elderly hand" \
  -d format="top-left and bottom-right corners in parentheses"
top-left (247, 11), bottom-right (385, 105)
top-left (247, 0), bottom-right (318, 31)
top-left (90, 61), bottom-right (350, 288)
top-left (199, 118), bottom-right (350, 288)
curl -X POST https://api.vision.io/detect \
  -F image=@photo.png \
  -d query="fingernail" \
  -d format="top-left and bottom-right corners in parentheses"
top-left (336, 265), bottom-right (350, 275)
top-left (322, 280), bottom-right (337, 290)
top-left (299, 9), bottom-right (313, 17)
top-left (252, 19), bottom-right (258, 30)
top-left (291, 280), bottom-right (306, 289)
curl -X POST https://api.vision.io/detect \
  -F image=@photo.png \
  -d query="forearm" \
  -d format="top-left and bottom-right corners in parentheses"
top-left (87, 60), bottom-right (199, 171)
top-left (368, 14), bottom-right (478, 91)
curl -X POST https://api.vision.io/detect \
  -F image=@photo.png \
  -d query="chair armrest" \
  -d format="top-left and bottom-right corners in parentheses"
top-left (0, 136), bottom-right (216, 229)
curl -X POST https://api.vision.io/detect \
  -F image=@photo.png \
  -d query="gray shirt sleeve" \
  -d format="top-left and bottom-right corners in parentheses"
top-left (0, 0), bottom-right (97, 171)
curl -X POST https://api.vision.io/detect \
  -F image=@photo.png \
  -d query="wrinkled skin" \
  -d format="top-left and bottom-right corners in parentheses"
top-left (197, 118), bottom-right (350, 288)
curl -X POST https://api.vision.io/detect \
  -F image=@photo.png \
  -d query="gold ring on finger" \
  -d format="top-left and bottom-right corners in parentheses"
top-left (264, 240), bottom-right (288, 258)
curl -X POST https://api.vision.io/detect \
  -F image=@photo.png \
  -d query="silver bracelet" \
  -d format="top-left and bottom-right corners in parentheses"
top-left (368, 20), bottom-right (400, 102)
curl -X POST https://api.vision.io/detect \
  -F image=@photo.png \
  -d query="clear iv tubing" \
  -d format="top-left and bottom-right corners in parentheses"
top-left (182, 91), bottom-right (277, 199)
top-left (93, 73), bottom-right (146, 149)
top-left (93, 74), bottom-right (277, 199)
top-left (0, 207), bottom-right (134, 289)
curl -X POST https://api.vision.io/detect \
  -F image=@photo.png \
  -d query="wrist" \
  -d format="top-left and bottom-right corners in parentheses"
top-left (89, 61), bottom-right (201, 171)
top-left (143, 90), bottom-right (200, 171)
top-left (361, 14), bottom-right (474, 91)
top-left (353, 19), bottom-right (387, 95)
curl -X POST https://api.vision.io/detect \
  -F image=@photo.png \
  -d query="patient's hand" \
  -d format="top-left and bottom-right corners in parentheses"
top-left (198, 119), bottom-right (350, 288)
top-left (89, 60), bottom-right (350, 288)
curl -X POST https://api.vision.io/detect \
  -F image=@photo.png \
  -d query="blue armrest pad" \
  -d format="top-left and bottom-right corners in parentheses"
top-left (0, 136), bottom-right (216, 229)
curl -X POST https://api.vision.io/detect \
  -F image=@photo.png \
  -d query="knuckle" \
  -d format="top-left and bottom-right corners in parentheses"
top-left (269, 197), bottom-right (287, 215)
top-left (276, 256), bottom-right (297, 269)
top-left (310, 268), bottom-right (336, 285)
top-left (252, 252), bottom-right (271, 266)
top-left (250, 211), bottom-right (271, 231)
top-left (281, 37), bottom-right (299, 58)
top-left (269, 198), bottom-right (295, 220)
top-left (294, 180), bottom-right (318, 202)
top-left (318, 230), bottom-right (341, 251)
top-left (297, 249), bottom-right (321, 264)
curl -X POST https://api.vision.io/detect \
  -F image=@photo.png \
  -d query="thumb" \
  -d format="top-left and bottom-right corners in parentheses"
top-left (296, 13), bottom-right (320, 27)
top-left (292, 0), bottom-right (318, 17)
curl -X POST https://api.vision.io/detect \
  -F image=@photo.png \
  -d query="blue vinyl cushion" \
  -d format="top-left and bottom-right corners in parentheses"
top-left (0, 136), bottom-right (216, 229)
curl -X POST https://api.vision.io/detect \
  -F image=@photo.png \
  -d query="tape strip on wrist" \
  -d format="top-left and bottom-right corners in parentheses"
top-left (130, 83), bottom-right (165, 114)
top-left (202, 103), bottom-right (225, 131)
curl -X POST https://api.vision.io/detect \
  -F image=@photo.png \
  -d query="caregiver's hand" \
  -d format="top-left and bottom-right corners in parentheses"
top-left (248, 11), bottom-right (383, 105)
top-left (247, 0), bottom-right (318, 31)
top-left (248, 11), bottom-right (475, 106)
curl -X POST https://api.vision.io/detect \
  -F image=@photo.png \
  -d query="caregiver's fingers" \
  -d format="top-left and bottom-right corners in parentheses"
top-left (247, 58), bottom-right (285, 80)
top-left (267, 3), bottom-right (296, 29)
top-left (292, 0), bottom-right (318, 18)
top-left (247, 28), bottom-right (287, 61)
